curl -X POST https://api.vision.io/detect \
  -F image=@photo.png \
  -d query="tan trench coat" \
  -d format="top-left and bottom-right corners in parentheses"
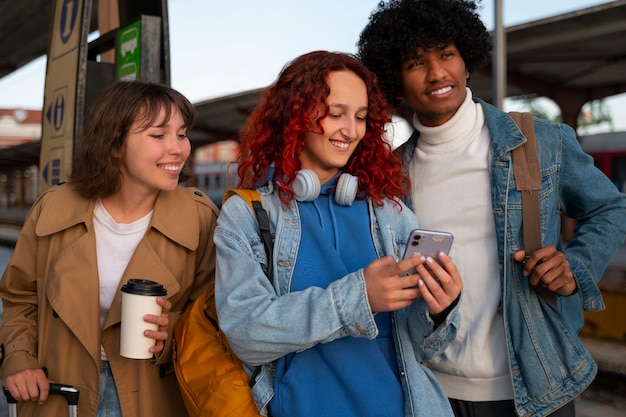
top-left (0, 183), bottom-right (218, 417)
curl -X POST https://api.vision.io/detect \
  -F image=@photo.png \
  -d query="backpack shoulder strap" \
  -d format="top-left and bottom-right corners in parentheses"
top-left (223, 189), bottom-right (261, 210)
top-left (509, 112), bottom-right (556, 305)
top-left (509, 112), bottom-right (542, 253)
top-left (222, 189), bottom-right (274, 279)
top-left (509, 112), bottom-right (541, 193)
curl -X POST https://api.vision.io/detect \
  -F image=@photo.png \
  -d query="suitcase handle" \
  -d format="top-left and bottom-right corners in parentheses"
top-left (3, 383), bottom-right (79, 406)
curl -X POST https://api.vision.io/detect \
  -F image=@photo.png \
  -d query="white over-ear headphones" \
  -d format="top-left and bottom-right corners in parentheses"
top-left (292, 169), bottom-right (358, 206)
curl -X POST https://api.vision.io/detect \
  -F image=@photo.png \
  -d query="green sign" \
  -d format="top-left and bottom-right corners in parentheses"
top-left (117, 20), bottom-right (141, 80)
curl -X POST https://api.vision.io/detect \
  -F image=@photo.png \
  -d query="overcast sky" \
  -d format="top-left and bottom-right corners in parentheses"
top-left (0, 0), bottom-right (622, 132)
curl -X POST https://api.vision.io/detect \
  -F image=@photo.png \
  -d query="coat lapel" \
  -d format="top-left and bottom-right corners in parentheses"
top-left (46, 232), bottom-right (102, 360)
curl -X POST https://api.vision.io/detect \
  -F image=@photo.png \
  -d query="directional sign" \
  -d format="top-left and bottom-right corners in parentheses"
top-left (45, 86), bottom-right (68, 138)
top-left (39, 0), bottom-right (89, 193)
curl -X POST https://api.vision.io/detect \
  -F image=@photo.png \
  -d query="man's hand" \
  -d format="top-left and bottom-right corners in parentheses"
top-left (514, 246), bottom-right (577, 296)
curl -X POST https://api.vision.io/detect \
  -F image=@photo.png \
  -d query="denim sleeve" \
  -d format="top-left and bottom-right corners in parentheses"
top-left (214, 196), bottom-right (378, 366)
top-left (402, 296), bottom-right (460, 361)
top-left (556, 123), bottom-right (626, 310)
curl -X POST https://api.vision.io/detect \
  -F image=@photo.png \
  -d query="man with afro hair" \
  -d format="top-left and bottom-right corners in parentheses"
top-left (358, 1), bottom-right (626, 417)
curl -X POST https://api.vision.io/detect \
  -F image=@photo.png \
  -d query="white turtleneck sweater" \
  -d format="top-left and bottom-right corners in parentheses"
top-left (410, 88), bottom-right (514, 401)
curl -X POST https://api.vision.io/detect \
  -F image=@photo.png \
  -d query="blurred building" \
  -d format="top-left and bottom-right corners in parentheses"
top-left (192, 140), bottom-right (239, 207)
top-left (0, 109), bottom-right (41, 147)
top-left (0, 109), bottom-right (41, 208)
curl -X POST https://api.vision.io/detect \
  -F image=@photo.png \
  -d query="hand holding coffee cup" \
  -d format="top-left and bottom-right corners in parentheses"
top-left (120, 279), bottom-right (168, 359)
top-left (145, 296), bottom-right (172, 356)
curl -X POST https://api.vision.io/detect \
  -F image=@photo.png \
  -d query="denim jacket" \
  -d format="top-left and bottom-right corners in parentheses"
top-left (214, 182), bottom-right (460, 417)
top-left (398, 98), bottom-right (626, 417)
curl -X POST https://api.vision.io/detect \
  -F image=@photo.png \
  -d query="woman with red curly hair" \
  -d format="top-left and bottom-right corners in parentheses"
top-left (214, 50), bottom-right (462, 417)
top-left (237, 50), bottom-right (406, 207)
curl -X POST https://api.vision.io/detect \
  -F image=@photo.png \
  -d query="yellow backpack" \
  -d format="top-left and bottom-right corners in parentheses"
top-left (173, 189), bottom-right (271, 417)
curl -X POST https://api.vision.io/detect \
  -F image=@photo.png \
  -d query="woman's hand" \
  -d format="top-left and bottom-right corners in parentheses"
top-left (413, 252), bottom-right (463, 315)
top-left (3, 368), bottom-right (49, 404)
top-left (364, 255), bottom-right (422, 312)
top-left (363, 253), bottom-right (462, 314)
top-left (144, 296), bottom-right (172, 354)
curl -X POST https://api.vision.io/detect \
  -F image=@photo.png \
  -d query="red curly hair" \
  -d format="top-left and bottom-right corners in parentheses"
top-left (237, 50), bottom-right (410, 206)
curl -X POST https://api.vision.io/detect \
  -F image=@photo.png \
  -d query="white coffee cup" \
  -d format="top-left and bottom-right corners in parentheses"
top-left (120, 279), bottom-right (167, 359)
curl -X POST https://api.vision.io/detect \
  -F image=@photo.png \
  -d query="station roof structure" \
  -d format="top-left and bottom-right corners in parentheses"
top-left (1, 0), bottom-right (625, 168)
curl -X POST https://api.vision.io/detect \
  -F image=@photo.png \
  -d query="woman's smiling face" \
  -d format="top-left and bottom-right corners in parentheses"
top-left (299, 70), bottom-right (368, 185)
top-left (118, 105), bottom-right (191, 196)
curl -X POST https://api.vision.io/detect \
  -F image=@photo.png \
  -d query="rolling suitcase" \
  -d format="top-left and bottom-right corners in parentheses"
top-left (3, 383), bottom-right (79, 417)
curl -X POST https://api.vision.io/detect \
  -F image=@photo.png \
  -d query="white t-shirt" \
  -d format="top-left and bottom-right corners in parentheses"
top-left (94, 199), bottom-right (152, 360)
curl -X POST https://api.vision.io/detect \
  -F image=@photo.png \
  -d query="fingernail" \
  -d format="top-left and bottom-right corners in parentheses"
top-left (418, 279), bottom-right (424, 287)
top-left (426, 256), bottom-right (434, 264)
top-left (438, 251), bottom-right (447, 258)
top-left (419, 255), bottom-right (426, 262)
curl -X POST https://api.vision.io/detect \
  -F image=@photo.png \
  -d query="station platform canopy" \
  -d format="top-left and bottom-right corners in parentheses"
top-left (1, 0), bottom-right (626, 168)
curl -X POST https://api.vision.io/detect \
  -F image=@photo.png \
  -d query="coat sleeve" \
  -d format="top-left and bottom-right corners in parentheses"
top-left (0, 200), bottom-right (45, 378)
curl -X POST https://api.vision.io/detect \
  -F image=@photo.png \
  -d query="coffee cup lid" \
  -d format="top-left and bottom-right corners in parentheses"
top-left (121, 279), bottom-right (167, 296)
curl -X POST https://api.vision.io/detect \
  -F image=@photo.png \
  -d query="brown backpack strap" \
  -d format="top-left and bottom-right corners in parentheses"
top-left (509, 112), bottom-right (556, 305)
top-left (510, 112), bottom-right (542, 253)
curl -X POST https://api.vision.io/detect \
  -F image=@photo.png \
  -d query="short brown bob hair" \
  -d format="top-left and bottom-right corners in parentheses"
top-left (70, 80), bottom-right (195, 199)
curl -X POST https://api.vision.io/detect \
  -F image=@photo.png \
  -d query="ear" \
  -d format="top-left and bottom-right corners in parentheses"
top-left (113, 145), bottom-right (124, 159)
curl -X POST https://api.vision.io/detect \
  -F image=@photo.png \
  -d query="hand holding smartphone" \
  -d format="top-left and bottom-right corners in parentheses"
top-left (401, 229), bottom-right (454, 276)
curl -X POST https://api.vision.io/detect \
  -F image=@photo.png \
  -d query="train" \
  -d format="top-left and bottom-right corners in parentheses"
top-left (192, 161), bottom-right (239, 207)
top-left (579, 131), bottom-right (626, 193)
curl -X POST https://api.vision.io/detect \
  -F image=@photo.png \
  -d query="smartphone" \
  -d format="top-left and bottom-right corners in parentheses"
top-left (401, 229), bottom-right (454, 276)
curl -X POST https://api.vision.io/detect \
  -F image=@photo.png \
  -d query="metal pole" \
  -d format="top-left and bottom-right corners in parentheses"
top-left (492, 0), bottom-right (506, 109)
